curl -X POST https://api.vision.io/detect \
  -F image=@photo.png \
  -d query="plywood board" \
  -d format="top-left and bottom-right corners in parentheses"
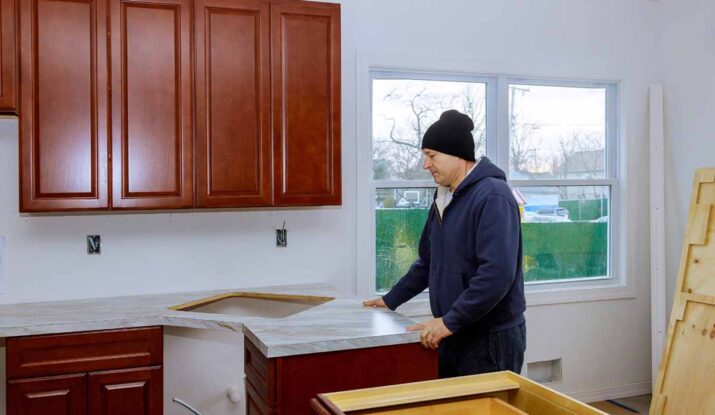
top-left (651, 168), bottom-right (715, 414)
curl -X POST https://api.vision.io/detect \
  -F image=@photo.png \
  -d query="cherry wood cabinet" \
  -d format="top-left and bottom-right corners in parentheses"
top-left (195, 0), bottom-right (272, 207)
top-left (110, 0), bottom-right (194, 209)
top-left (88, 367), bottom-right (162, 415)
top-left (16, 0), bottom-right (341, 212)
top-left (271, 1), bottom-right (341, 206)
top-left (5, 327), bottom-right (163, 415)
top-left (244, 337), bottom-right (438, 415)
top-left (18, 0), bottom-right (109, 211)
top-left (0, 0), bottom-right (17, 112)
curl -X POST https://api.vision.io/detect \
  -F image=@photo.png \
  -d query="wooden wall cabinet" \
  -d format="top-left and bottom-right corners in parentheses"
top-left (0, 0), bottom-right (17, 112)
top-left (110, 0), bottom-right (195, 210)
top-left (6, 326), bottom-right (163, 415)
top-left (17, 0), bottom-right (341, 212)
top-left (18, 0), bottom-right (109, 211)
top-left (195, 0), bottom-right (341, 208)
top-left (244, 337), bottom-right (438, 415)
top-left (194, 0), bottom-right (272, 208)
top-left (271, 1), bottom-right (341, 206)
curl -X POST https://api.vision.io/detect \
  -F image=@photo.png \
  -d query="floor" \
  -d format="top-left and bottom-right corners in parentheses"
top-left (589, 394), bottom-right (651, 414)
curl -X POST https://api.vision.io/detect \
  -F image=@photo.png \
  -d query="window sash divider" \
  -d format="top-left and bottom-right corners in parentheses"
top-left (508, 178), bottom-right (617, 187)
top-left (372, 180), bottom-right (437, 189)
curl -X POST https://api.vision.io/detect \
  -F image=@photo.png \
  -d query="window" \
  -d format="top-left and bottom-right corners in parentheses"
top-left (509, 82), bottom-right (617, 284)
top-left (372, 74), bottom-right (491, 292)
top-left (367, 70), bottom-right (619, 298)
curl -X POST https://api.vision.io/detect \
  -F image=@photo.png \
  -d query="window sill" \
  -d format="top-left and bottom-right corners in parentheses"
top-left (390, 279), bottom-right (636, 317)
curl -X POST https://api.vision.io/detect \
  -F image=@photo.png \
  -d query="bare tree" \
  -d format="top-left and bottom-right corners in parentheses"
top-left (509, 86), bottom-right (539, 176)
top-left (461, 85), bottom-right (487, 155)
top-left (373, 82), bottom-right (487, 180)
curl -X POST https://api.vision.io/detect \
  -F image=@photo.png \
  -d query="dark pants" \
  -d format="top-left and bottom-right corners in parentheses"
top-left (438, 322), bottom-right (526, 378)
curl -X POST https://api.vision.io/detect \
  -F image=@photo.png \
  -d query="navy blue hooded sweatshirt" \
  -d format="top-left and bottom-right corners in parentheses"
top-left (382, 158), bottom-right (526, 334)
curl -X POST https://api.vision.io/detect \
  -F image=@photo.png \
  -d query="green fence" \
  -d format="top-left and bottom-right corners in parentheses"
top-left (559, 198), bottom-right (608, 221)
top-left (376, 208), bottom-right (608, 292)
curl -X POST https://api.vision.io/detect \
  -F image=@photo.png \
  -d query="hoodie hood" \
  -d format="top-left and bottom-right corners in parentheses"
top-left (454, 157), bottom-right (507, 195)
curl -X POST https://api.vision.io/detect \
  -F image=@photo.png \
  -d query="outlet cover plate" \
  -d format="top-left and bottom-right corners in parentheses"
top-left (87, 235), bottom-right (101, 255)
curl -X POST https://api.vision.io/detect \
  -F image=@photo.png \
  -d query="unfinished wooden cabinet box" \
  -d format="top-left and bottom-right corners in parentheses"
top-left (244, 337), bottom-right (438, 415)
top-left (6, 326), bottom-right (163, 415)
top-left (650, 168), bottom-right (715, 414)
top-left (311, 371), bottom-right (607, 415)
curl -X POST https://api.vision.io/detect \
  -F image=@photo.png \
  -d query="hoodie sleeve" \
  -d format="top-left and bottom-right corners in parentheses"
top-left (381, 207), bottom-right (433, 310)
top-left (442, 195), bottom-right (520, 332)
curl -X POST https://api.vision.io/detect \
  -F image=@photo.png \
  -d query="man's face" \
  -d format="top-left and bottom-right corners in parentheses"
top-left (422, 149), bottom-right (462, 186)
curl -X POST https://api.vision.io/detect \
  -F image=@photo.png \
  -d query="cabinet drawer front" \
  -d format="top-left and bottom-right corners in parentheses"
top-left (244, 338), bottom-right (274, 403)
top-left (6, 327), bottom-right (163, 379)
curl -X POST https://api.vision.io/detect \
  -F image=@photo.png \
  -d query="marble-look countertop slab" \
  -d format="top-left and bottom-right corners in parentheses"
top-left (0, 283), bottom-right (423, 357)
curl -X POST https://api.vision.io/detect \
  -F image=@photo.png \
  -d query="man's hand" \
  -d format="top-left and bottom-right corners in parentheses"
top-left (363, 297), bottom-right (387, 308)
top-left (407, 318), bottom-right (453, 350)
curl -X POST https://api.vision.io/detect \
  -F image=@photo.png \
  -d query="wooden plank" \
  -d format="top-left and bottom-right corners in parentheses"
top-left (325, 377), bottom-right (519, 412)
top-left (651, 168), bottom-right (715, 414)
top-left (649, 83), bottom-right (667, 389)
top-left (354, 397), bottom-right (527, 415)
top-left (688, 204), bottom-right (711, 245)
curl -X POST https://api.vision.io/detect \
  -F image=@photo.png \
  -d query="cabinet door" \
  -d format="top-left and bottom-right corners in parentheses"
top-left (88, 367), bottom-right (162, 415)
top-left (195, 0), bottom-right (271, 207)
top-left (0, 0), bottom-right (17, 112)
top-left (271, 1), bottom-right (341, 206)
top-left (7, 374), bottom-right (86, 415)
top-left (19, 0), bottom-right (109, 211)
top-left (110, 0), bottom-right (193, 209)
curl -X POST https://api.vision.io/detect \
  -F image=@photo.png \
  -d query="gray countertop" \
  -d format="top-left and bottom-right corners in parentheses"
top-left (0, 283), bottom-right (422, 358)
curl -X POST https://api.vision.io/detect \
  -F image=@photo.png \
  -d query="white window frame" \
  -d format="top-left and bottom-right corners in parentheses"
top-left (355, 52), bottom-right (633, 309)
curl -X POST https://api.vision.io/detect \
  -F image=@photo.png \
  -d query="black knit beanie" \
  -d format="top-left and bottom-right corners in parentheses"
top-left (421, 109), bottom-right (476, 162)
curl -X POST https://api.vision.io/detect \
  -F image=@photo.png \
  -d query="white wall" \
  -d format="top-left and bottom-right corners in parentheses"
top-left (658, 0), bottom-right (715, 317)
top-left (0, 0), bottom-right (661, 412)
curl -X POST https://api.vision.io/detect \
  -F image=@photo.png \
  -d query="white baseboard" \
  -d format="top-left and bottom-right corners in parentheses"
top-left (565, 381), bottom-right (652, 404)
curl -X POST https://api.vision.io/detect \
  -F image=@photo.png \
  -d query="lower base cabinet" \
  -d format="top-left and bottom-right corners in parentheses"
top-left (5, 327), bottom-right (163, 415)
top-left (244, 338), bottom-right (439, 415)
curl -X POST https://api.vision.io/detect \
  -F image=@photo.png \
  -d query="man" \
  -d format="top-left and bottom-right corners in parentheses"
top-left (364, 109), bottom-right (526, 378)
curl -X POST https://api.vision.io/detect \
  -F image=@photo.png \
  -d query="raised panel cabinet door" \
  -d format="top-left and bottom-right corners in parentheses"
top-left (88, 366), bottom-right (162, 415)
top-left (271, 1), bottom-right (341, 206)
top-left (195, 0), bottom-right (271, 207)
top-left (7, 374), bottom-right (87, 415)
top-left (110, 0), bottom-right (193, 209)
top-left (0, 0), bottom-right (17, 112)
top-left (19, 0), bottom-right (109, 211)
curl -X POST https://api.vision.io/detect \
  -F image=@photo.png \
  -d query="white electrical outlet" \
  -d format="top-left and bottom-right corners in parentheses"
top-left (0, 236), bottom-right (5, 293)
